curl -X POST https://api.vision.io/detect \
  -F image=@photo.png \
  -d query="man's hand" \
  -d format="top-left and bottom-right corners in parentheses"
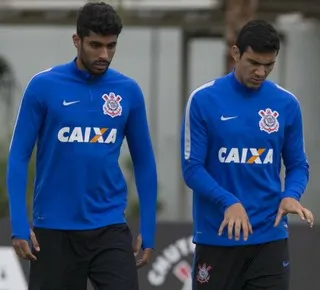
top-left (12, 229), bottom-right (40, 261)
top-left (218, 203), bottom-right (253, 241)
top-left (274, 197), bottom-right (314, 227)
top-left (133, 234), bottom-right (153, 269)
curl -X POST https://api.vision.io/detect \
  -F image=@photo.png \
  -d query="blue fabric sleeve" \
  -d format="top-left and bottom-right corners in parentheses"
top-left (6, 80), bottom-right (45, 240)
top-left (181, 92), bottom-right (240, 213)
top-left (125, 82), bottom-right (158, 249)
top-left (281, 100), bottom-right (309, 201)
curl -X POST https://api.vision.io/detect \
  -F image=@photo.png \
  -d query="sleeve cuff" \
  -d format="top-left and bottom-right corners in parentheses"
top-left (282, 190), bottom-right (301, 201)
top-left (11, 219), bottom-right (30, 241)
top-left (220, 195), bottom-right (241, 213)
top-left (141, 235), bottom-right (155, 250)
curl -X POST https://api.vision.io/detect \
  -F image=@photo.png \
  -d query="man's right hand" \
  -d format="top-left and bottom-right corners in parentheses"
top-left (12, 229), bottom-right (40, 261)
top-left (218, 203), bottom-right (253, 241)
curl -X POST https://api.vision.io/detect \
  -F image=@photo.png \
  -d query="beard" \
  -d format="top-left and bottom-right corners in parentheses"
top-left (79, 46), bottom-right (110, 76)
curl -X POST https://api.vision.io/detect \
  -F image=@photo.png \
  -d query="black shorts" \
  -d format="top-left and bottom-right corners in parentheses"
top-left (28, 223), bottom-right (139, 290)
top-left (192, 239), bottom-right (290, 290)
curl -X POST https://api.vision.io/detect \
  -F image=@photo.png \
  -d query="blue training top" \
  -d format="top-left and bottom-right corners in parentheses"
top-left (7, 59), bottom-right (158, 249)
top-left (181, 70), bottom-right (309, 246)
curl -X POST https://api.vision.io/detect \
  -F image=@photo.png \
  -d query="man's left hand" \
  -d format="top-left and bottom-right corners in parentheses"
top-left (133, 234), bottom-right (153, 269)
top-left (274, 197), bottom-right (314, 227)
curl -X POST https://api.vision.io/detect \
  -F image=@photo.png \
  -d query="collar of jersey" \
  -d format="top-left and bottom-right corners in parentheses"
top-left (229, 70), bottom-right (264, 96)
top-left (69, 57), bottom-right (108, 83)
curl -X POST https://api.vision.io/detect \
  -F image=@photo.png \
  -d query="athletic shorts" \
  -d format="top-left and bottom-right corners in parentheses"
top-left (192, 238), bottom-right (290, 290)
top-left (28, 223), bottom-right (139, 290)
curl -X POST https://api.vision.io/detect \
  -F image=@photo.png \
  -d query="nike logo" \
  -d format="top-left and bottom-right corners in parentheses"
top-left (220, 115), bottom-right (238, 121)
top-left (63, 100), bottom-right (80, 106)
top-left (283, 261), bottom-right (290, 267)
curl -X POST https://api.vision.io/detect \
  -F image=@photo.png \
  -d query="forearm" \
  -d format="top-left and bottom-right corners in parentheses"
top-left (6, 156), bottom-right (30, 239)
top-left (134, 155), bottom-right (157, 249)
top-left (282, 162), bottom-right (309, 201)
top-left (183, 163), bottom-right (240, 212)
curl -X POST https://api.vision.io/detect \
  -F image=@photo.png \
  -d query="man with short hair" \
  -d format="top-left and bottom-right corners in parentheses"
top-left (7, 2), bottom-right (157, 290)
top-left (181, 19), bottom-right (313, 290)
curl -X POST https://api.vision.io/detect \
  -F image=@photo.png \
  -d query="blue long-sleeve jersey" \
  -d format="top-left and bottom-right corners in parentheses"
top-left (181, 71), bottom-right (309, 246)
top-left (7, 59), bottom-right (158, 249)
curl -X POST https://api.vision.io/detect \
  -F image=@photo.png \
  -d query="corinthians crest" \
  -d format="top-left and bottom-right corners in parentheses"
top-left (258, 108), bottom-right (279, 134)
top-left (102, 92), bottom-right (122, 118)
top-left (197, 263), bottom-right (212, 284)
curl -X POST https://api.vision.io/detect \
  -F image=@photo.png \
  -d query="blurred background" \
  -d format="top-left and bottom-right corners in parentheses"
top-left (0, 0), bottom-right (319, 289)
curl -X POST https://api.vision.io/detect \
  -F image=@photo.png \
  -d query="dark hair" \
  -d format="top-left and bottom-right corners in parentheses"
top-left (76, 2), bottom-right (123, 38)
top-left (235, 20), bottom-right (280, 56)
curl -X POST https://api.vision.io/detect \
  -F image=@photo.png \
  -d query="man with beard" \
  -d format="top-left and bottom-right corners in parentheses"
top-left (6, 2), bottom-right (158, 290)
top-left (180, 20), bottom-right (313, 290)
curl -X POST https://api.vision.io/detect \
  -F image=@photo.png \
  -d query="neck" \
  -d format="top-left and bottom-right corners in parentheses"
top-left (234, 67), bottom-right (244, 85)
top-left (76, 57), bottom-right (87, 72)
top-left (230, 69), bottom-right (262, 95)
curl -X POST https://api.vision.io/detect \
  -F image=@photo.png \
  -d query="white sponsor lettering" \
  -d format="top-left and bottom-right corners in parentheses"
top-left (57, 127), bottom-right (117, 143)
top-left (218, 147), bottom-right (273, 164)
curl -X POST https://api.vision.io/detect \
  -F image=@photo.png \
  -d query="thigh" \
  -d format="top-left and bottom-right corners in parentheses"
top-left (88, 224), bottom-right (138, 290)
top-left (244, 239), bottom-right (290, 290)
top-left (28, 227), bottom-right (87, 290)
top-left (192, 244), bottom-right (245, 290)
